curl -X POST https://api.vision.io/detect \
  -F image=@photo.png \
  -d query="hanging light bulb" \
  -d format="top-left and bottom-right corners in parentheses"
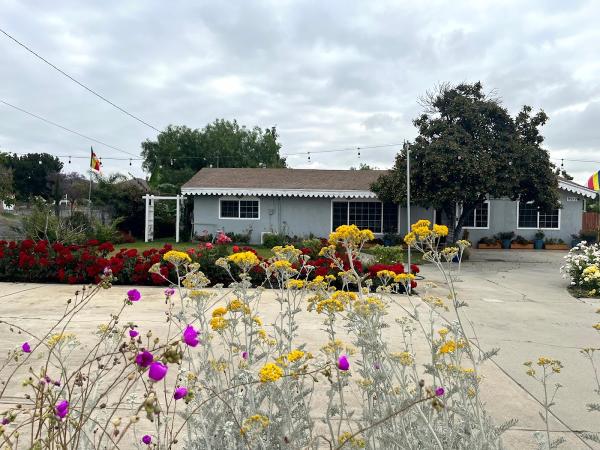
top-left (38, 159), bottom-right (42, 165)
top-left (357, 147), bottom-right (361, 158)
top-left (170, 158), bottom-right (174, 166)
top-left (307, 152), bottom-right (311, 162)
top-left (129, 158), bottom-right (132, 166)
top-left (68, 156), bottom-right (72, 164)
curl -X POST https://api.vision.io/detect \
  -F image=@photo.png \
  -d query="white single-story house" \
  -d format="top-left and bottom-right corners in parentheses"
top-left (180, 168), bottom-right (597, 245)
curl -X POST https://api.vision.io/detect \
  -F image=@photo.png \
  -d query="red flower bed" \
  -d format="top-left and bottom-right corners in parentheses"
top-left (0, 240), bottom-right (179, 285)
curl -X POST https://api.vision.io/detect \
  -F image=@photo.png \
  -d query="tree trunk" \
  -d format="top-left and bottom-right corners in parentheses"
top-left (453, 205), bottom-right (476, 244)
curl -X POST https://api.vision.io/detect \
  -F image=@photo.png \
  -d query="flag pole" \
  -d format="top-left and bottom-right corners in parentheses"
top-left (406, 141), bottom-right (411, 295)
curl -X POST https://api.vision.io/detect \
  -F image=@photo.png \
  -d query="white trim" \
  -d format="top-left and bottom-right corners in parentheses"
top-left (516, 201), bottom-right (561, 230)
top-left (181, 187), bottom-right (378, 199)
top-left (558, 180), bottom-right (597, 198)
top-left (462, 200), bottom-right (491, 230)
top-left (218, 198), bottom-right (261, 220)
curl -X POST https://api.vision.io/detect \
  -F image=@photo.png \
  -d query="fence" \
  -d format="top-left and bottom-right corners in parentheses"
top-left (583, 212), bottom-right (600, 231)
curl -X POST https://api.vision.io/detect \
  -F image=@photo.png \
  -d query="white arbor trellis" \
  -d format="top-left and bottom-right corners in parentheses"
top-left (143, 194), bottom-right (186, 243)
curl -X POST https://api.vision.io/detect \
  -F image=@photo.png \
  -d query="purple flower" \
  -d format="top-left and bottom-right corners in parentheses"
top-left (173, 386), bottom-right (188, 400)
top-left (55, 400), bottom-right (69, 419)
top-left (435, 387), bottom-right (445, 397)
top-left (164, 287), bottom-right (176, 297)
top-left (103, 267), bottom-right (112, 276)
top-left (135, 351), bottom-right (154, 368)
top-left (242, 351), bottom-right (248, 360)
top-left (127, 289), bottom-right (141, 302)
top-left (148, 361), bottom-right (168, 381)
top-left (373, 362), bottom-right (381, 370)
top-left (337, 355), bottom-right (350, 371)
top-left (141, 434), bottom-right (152, 445)
top-left (182, 325), bottom-right (200, 347)
top-left (1, 418), bottom-right (9, 425)
top-left (21, 342), bottom-right (31, 353)
top-left (129, 329), bottom-right (139, 338)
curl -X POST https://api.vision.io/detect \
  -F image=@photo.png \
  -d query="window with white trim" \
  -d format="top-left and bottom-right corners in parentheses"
top-left (331, 201), bottom-right (398, 234)
top-left (517, 201), bottom-right (559, 229)
top-left (462, 201), bottom-right (490, 228)
top-left (220, 199), bottom-right (259, 219)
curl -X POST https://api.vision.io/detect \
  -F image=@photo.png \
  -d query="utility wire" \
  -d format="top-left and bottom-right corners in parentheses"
top-left (282, 142), bottom-right (403, 156)
top-left (0, 27), bottom-right (161, 133)
top-left (0, 99), bottom-right (138, 157)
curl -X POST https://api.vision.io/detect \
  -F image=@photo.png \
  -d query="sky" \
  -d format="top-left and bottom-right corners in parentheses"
top-left (1, 0), bottom-right (600, 185)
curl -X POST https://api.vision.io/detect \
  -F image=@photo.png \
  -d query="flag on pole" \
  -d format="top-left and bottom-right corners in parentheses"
top-left (90, 147), bottom-right (101, 172)
top-left (588, 171), bottom-right (600, 191)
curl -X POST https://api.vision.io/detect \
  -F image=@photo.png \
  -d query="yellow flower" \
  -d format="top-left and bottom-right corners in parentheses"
top-left (438, 328), bottom-right (449, 339)
top-left (163, 250), bottom-right (192, 265)
top-left (241, 414), bottom-right (270, 434)
top-left (212, 306), bottom-right (228, 317)
top-left (287, 349), bottom-right (305, 362)
top-left (259, 362), bottom-right (284, 382)
top-left (272, 260), bottom-right (293, 270)
top-left (328, 225), bottom-right (374, 247)
top-left (228, 251), bottom-right (260, 269)
top-left (339, 431), bottom-right (366, 449)
top-left (376, 270), bottom-right (397, 279)
top-left (228, 298), bottom-right (250, 313)
top-left (47, 332), bottom-right (77, 348)
top-left (593, 323), bottom-right (600, 331)
top-left (438, 340), bottom-right (457, 354)
top-left (316, 297), bottom-right (345, 314)
top-left (210, 316), bottom-right (228, 331)
top-left (287, 279), bottom-right (305, 289)
top-left (252, 316), bottom-right (263, 326)
top-left (433, 224), bottom-right (449, 237)
top-left (271, 245), bottom-right (302, 261)
top-left (393, 273), bottom-right (415, 283)
top-left (353, 296), bottom-right (386, 316)
top-left (536, 357), bottom-right (563, 373)
top-left (257, 329), bottom-right (267, 339)
top-left (392, 351), bottom-right (414, 366)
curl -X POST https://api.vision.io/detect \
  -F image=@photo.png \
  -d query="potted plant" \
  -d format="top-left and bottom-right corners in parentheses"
top-left (495, 231), bottom-right (515, 249)
top-left (511, 235), bottom-right (534, 249)
top-left (571, 233), bottom-right (581, 248)
top-left (477, 236), bottom-right (501, 249)
top-left (544, 238), bottom-right (569, 250)
top-left (534, 230), bottom-right (545, 250)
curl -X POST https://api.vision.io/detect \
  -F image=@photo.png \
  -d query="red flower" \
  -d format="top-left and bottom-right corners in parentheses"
top-left (52, 242), bottom-right (65, 252)
top-left (34, 241), bottom-right (48, 254)
top-left (86, 239), bottom-right (100, 246)
top-left (20, 240), bottom-right (34, 250)
top-left (410, 264), bottom-right (420, 274)
top-left (232, 245), bottom-right (240, 253)
top-left (57, 269), bottom-right (66, 281)
top-left (125, 249), bottom-right (138, 258)
top-left (98, 242), bottom-right (114, 253)
top-left (39, 257), bottom-right (50, 267)
top-left (67, 276), bottom-right (77, 284)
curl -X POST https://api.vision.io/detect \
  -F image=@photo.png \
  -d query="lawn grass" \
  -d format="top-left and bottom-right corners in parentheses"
top-left (114, 238), bottom-right (273, 258)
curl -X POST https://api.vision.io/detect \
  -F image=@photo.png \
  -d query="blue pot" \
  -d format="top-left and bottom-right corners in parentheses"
top-left (534, 239), bottom-right (544, 250)
top-left (501, 239), bottom-right (511, 249)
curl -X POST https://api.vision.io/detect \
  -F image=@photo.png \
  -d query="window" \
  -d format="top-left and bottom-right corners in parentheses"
top-left (219, 199), bottom-right (259, 219)
top-left (462, 201), bottom-right (490, 229)
top-left (517, 201), bottom-right (560, 229)
top-left (331, 201), bottom-right (398, 234)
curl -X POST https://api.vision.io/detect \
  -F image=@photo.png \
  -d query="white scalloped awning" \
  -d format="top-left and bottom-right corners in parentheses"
top-left (559, 180), bottom-right (597, 198)
top-left (180, 187), bottom-right (378, 199)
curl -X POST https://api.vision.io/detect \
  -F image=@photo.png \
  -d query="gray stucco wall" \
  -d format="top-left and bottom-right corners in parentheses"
top-left (463, 190), bottom-right (584, 244)
top-left (192, 196), bottom-right (333, 243)
top-left (191, 190), bottom-right (585, 244)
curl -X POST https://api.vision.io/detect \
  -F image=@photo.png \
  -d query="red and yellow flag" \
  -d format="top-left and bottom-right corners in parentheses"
top-left (90, 147), bottom-right (101, 172)
top-left (588, 171), bottom-right (600, 191)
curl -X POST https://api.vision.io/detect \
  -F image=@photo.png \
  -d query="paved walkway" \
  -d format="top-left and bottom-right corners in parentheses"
top-left (420, 249), bottom-right (600, 449)
top-left (0, 251), bottom-right (598, 448)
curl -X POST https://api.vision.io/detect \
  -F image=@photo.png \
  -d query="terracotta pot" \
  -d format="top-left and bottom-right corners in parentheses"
top-left (510, 243), bottom-right (534, 249)
top-left (478, 243), bottom-right (502, 249)
top-left (545, 244), bottom-right (569, 250)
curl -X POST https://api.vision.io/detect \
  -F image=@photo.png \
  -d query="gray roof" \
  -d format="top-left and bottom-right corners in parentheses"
top-left (182, 168), bottom-right (387, 191)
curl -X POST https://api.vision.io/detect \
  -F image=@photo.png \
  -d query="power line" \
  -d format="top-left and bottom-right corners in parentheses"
top-left (0, 99), bottom-right (138, 157)
top-left (282, 142), bottom-right (403, 157)
top-left (0, 27), bottom-right (161, 133)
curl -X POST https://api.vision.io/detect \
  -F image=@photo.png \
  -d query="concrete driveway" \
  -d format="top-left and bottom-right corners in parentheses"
top-left (421, 249), bottom-right (600, 449)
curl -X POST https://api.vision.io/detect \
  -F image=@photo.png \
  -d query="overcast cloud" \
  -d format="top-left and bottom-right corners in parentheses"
top-left (1, 0), bottom-right (599, 185)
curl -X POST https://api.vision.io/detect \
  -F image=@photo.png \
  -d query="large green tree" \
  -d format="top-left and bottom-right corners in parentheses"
top-left (372, 82), bottom-right (559, 241)
top-left (141, 119), bottom-right (286, 187)
top-left (0, 153), bottom-right (63, 202)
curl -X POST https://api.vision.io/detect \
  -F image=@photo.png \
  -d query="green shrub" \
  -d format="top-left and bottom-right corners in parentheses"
top-left (262, 232), bottom-right (290, 247)
top-left (368, 245), bottom-right (404, 264)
